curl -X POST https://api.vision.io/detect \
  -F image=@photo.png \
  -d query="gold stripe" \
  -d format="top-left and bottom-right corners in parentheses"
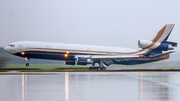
top-left (145, 50), bottom-right (152, 55)
top-left (25, 52), bottom-right (76, 56)
top-left (174, 44), bottom-right (177, 47)
top-left (163, 25), bottom-right (174, 41)
top-left (26, 48), bottom-right (144, 55)
top-left (144, 25), bottom-right (167, 49)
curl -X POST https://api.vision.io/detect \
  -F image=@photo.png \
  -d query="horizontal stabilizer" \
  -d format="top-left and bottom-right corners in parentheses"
top-left (149, 50), bottom-right (175, 58)
top-left (162, 41), bottom-right (177, 47)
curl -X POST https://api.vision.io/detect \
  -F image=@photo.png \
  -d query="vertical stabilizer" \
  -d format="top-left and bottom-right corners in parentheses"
top-left (150, 24), bottom-right (175, 42)
top-left (138, 24), bottom-right (177, 56)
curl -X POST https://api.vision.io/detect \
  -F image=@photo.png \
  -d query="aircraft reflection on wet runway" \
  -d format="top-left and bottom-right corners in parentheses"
top-left (0, 72), bottom-right (180, 101)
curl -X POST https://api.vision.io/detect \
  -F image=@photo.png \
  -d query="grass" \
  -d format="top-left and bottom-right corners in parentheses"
top-left (1, 64), bottom-right (90, 72)
top-left (6, 64), bottom-right (89, 69)
top-left (1, 62), bottom-right (180, 72)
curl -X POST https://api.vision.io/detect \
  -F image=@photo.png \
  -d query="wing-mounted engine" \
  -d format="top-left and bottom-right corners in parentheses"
top-left (65, 57), bottom-right (93, 65)
top-left (138, 40), bottom-right (176, 51)
top-left (75, 57), bottom-right (93, 65)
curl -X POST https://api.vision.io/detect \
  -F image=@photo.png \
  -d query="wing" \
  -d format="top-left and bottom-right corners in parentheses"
top-left (74, 54), bottom-right (139, 66)
top-left (74, 54), bottom-right (139, 60)
top-left (90, 55), bottom-right (139, 59)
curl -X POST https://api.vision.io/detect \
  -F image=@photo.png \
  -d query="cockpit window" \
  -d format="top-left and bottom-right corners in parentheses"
top-left (8, 44), bottom-right (15, 47)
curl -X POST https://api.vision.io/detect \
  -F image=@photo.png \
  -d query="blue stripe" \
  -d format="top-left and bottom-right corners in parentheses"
top-left (112, 59), bottom-right (159, 65)
top-left (14, 51), bottom-right (163, 65)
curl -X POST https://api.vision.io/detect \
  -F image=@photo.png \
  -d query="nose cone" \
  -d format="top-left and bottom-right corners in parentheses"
top-left (4, 46), bottom-right (7, 51)
top-left (4, 46), bottom-right (10, 53)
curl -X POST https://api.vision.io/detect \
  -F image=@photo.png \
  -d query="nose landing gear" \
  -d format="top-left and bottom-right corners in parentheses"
top-left (26, 63), bottom-right (29, 67)
top-left (25, 57), bottom-right (30, 67)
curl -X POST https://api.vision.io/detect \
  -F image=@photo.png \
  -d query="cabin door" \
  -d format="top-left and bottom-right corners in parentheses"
top-left (87, 49), bottom-right (91, 55)
top-left (46, 46), bottom-right (50, 52)
top-left (19, 44), bottom-right (22, 51)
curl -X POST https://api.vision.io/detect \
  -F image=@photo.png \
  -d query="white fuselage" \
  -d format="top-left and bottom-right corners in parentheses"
top-left (4, 41), bottom-right (166, 66)
top-left (4, 41), bottom-right (140, 55)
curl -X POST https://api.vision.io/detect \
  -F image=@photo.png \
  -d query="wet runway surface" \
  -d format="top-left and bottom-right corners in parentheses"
top-left (107, 63), bottom-right (180, 70)
top-left (0, 72), bottom-right (180, 101)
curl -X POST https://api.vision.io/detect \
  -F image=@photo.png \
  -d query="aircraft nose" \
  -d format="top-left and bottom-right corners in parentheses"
top-left (4, 46), bottom-right (9, 53)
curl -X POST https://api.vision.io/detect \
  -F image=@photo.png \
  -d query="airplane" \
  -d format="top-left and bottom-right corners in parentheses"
top-left (4, 24), bottom-right (177, 70)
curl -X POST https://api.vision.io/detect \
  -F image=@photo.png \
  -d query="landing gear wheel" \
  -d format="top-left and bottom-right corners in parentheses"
top-left (26, 63), bottom-right (29, 67)
top-left (89, 66), bottom-right (106, 70)
top-left (94, 67), bottom-right (98, 70)
top-left (101, 67), bottom-right (106, 70)
top-left (89, 67), bottom-right (93, 70)
top-left (97, 67), bottom-right (101, 70)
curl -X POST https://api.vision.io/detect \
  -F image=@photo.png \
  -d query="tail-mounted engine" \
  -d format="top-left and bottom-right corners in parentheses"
top-left (138, 40), bottom-right (177, 51)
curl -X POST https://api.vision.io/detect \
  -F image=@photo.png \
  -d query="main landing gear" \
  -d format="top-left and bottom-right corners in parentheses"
top-left (89, 60), bottom-right (107, 70)
top-left (25, 57), bottom-right (30, 67)
top-left (89, 66), bottom-right (106, 70)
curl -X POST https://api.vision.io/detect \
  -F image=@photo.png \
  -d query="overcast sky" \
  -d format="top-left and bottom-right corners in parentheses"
top-left (0, 0), bottom-right (180, 51)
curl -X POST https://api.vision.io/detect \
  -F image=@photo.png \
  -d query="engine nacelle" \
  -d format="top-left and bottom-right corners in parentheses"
top-left (76, 57), bottom-right (93, 65)
top-left (138, 40), bottom-right (174, 51)
top-left (64, 61), bottom-right (75, 65)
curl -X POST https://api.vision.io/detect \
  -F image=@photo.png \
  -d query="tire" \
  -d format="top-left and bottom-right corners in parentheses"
top-left (89, 67), bottom-right (93, 70)
top-left (97, 67), bottom-right (101, 70)
top-left (94, 67), bottom-right (98, 70)
top-left (101, 67), bottom-right (106, 70)
top-left (26, 63), bottom-right (29, 67)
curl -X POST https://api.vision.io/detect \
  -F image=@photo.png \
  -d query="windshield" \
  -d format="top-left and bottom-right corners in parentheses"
top-left (8, 44), bottom-right (15, 47)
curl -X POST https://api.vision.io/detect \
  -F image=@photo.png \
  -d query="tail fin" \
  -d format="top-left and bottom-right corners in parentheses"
top-left (150, 24), bottom-right (175, 43)
top-left (139, 24), bottom-right (177, 56)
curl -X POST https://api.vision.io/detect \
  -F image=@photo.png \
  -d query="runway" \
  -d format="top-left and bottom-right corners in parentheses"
top-left (0, 72), bottom-right (180, 101)
top-left (1, 61), bottom-right (180, 72)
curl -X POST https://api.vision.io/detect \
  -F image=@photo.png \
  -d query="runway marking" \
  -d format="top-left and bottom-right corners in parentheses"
top-left (141, 72), bottom-right (143, 101)
top-left (22, 72), bottom-right (24, 101)
top-left (65, 72), bottom-right (69, 101)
